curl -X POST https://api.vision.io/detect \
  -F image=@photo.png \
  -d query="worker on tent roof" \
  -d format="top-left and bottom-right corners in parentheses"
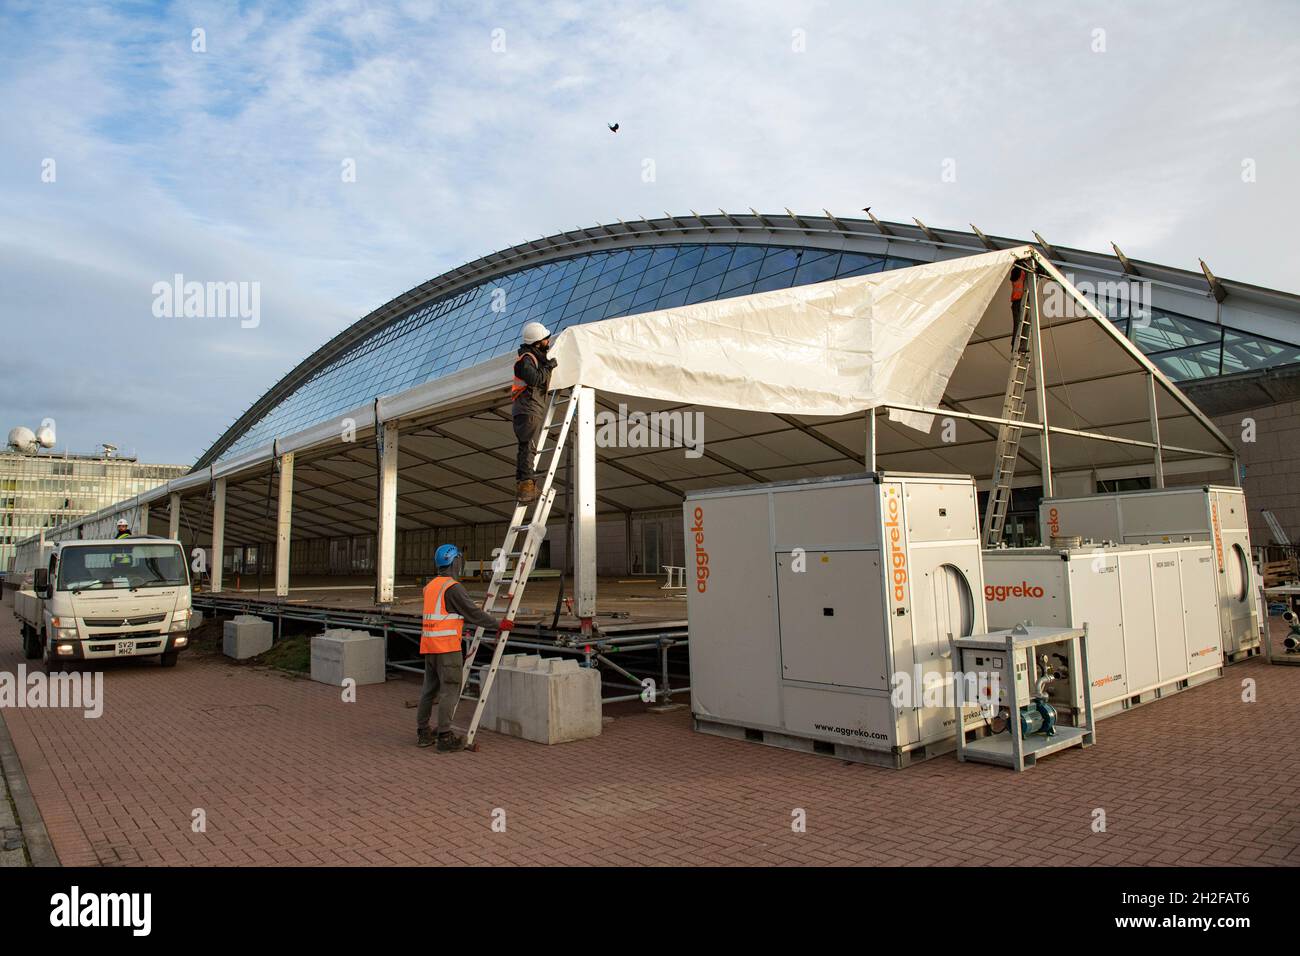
top-left (417, 544), bottom-right (507, 753)
top-left (511, 321), bottom-right (557, 504)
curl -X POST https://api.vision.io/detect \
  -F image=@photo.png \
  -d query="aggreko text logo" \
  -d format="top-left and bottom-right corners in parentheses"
top-left (984, 581), bottom-right (1045, 602)
top-left (691, 506), bottom-right (709, 593)
top-left (884, 490), bottom-right (907, 602)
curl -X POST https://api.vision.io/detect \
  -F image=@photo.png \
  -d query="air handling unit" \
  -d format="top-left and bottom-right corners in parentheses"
top-left (685, 472), bottom-right (988, 769)
top-left (1040, 486), bottom-right (1260, 661)
top-left (983, 541), bottom-right (1223, 719)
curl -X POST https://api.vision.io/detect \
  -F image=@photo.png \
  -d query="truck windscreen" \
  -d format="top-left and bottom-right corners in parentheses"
top-left (57, 544), bottom-right (189, 591)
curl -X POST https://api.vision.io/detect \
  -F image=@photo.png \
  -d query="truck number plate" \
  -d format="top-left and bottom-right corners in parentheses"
top-left (116, 640), bottom-right (135, 656)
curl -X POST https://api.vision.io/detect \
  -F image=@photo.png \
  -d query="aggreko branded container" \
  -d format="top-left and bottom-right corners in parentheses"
top-left (1039, 486), bottom-right (1260, 659)
top-left (685, 472), bottom-right (987, 768)
top-left (983, 541), bottom-right (1223, 718)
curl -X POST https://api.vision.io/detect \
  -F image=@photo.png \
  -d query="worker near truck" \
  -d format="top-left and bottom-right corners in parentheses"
top-left (512, 321), bottom-right (557, 504)
top-left (112, 518), bottom-right (133, 566)
top-left (417, 544), bottom-right (510, 753)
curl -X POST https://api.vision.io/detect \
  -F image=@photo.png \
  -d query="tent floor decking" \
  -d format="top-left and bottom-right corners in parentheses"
top-left (193, 574), bottom-right (691, 704)
top-left (197, 573), bottom-right (689, 632)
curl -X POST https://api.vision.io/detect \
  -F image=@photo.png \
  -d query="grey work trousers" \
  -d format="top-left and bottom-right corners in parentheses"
top-left (416, 650), bottom-right (464, 734)
top-left (513, 409), bottom-right (544, 482)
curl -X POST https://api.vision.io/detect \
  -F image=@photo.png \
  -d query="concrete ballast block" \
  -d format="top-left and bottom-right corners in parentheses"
top-left (311, 629), bottom-right (386, 686)
top-left (479, 654), bottom-right (601, 745)
top-left (223, 614), bottom-right (273, 660)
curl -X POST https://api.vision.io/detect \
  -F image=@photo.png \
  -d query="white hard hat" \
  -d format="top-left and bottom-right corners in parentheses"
top-left (116, 518), bottom-right (128, 526)
top-left (521, 321), bottom-right (552, 345)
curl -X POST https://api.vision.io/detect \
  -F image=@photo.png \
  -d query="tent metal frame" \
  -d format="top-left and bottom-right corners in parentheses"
top-left (28, 248), bottom-right (1239, 644)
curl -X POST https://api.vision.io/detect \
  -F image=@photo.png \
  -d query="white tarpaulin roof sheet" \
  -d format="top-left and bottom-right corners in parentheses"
top-left (550, 247), bottom-right (1027, 430)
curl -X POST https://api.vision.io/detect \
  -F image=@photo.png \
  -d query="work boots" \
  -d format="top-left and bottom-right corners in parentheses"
top-left (416, 727), bottom-right (436, 748)
top-left (436, 731), bottom-right (466, 753)
top-left (516, 479), bottom-right (538, 504)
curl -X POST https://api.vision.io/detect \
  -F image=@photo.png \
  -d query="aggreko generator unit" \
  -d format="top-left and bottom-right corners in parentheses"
top-left (1039, 486), bottom-right (1260, 660)
top-left (684, 472), bottom-right (987, 768)
top-left (983, 541), bottom-right (1223, 718)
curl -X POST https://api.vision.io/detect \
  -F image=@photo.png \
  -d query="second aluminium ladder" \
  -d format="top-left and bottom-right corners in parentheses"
top-left (454, 384), bottom-right (583, 749)
top-left (981, 269), bottom-right (1037, 548)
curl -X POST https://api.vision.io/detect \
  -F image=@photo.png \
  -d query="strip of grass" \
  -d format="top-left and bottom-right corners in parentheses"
top-left (258, 634), bottom-right (312, 674)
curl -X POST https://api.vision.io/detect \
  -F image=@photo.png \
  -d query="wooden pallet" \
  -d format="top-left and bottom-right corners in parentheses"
top-left (1263, 558), bottom-right (1298, 588)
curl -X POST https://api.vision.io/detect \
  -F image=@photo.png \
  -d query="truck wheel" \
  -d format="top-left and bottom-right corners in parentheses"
top-left (22, 625), bottom-right (41, 660)
top-left (160, 651), bottom-right (179, 668)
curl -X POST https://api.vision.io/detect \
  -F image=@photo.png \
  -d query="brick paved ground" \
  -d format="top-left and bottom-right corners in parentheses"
top-left (0, 760), bottom-right (26, 867)
top-left (1, 598), bottom-right (1297, 867)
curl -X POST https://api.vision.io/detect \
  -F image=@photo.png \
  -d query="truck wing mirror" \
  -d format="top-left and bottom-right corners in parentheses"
top-left (33, 567), bottom-right (50, 597)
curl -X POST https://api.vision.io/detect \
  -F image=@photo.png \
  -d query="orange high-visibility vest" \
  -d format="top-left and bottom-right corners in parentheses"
top-left (420, 576), bottom-right (464, 654)
top-left (510, 351), bottom-right (537, 402)
top-left (1010, 270), bottom-right (1027, 302)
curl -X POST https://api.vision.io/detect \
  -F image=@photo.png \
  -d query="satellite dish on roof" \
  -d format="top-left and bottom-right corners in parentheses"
top-left (35, 424), bottom-right (55, 448)
top-left (7, 426), bottom-right (36, 454)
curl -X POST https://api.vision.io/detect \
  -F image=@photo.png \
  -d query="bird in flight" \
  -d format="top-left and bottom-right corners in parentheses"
top-left (608, 123), bottom-right (620, 133)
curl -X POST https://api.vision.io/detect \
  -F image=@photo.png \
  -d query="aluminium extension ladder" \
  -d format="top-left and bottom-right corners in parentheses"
top-left (981, 276), bottom-right (1036, 548)
top-left (454, 385), bottom-right (582, 749)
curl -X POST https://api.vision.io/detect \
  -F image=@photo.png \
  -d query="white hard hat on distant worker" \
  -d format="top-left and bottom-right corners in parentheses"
top-left (521, 321), bottom-right (551, 345)
top-left (117, 518), bottom-right (128, 527)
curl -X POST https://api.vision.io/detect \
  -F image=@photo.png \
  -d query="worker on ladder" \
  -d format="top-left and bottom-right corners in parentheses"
top-left (512, 321), bottom-right (557, 505)
top-left (1009, 263), bottom-right (1028, 329)
top-left (417, 544), bottom-right (510, 753)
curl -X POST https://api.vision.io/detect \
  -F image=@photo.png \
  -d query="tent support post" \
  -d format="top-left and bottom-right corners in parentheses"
top-left (275, 452), bottom-right (294, 599)
top-left (1028, 271), bottom-right (1054, 497)
top-left (1147, 371), bottom-right (1165, 488)
top-left (168, 492), bottom-right (181, 540)
top-left (210, 478), bottom-right (226, 593)
top-left (866, 408), bottom-right (877, 473)
top-left (624, 511), bottom-right (632, 576)
top-left (376, 421), bottom-right (399, 605)
top-left (574, 387), bottom-right (597, 636)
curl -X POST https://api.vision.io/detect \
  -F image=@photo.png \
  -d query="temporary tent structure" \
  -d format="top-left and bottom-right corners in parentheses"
top-left (33, 246), bottom-right (1238, 620)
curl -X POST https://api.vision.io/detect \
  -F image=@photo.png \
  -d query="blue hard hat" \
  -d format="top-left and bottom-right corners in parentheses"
top-left (434, 544), bottom-right (460, 570)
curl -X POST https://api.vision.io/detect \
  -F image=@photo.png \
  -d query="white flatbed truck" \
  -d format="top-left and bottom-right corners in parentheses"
top-left (11, 537), bottom-right (193, 670)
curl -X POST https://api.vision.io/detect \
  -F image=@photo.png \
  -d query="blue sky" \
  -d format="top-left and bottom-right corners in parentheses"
top-left (1, 0), bottom-right (1298, 464)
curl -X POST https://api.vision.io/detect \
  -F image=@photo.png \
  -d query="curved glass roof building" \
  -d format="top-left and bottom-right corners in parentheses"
top-left (199, 212), bottom-right (1300, 469)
